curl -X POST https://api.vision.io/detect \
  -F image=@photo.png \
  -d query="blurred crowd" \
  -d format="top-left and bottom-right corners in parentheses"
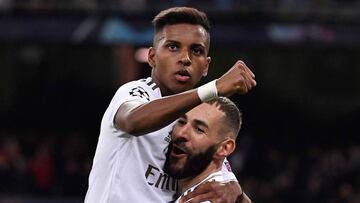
top-left (0, 0), bottom-right (360, 12)
top-left (231, 138), bottom-right (360, 203)
top-left (0, 131), bottom-right (359, 202)
top-left (0, 131), bottom-right (92, 197)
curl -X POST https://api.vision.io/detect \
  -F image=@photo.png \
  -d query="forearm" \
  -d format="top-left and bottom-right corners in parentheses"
top-left (116, 89), bottom-right (201, 136)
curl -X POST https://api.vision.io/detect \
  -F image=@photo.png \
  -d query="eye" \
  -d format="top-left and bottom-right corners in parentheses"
top-left (192, 46), bottom-right (204, 56)
top-left (177, 118), bottom-right (186, 126)
top-left (195, 126), bottom-right (205, 134)
top-left (167, 43), bottom-right (178, 51)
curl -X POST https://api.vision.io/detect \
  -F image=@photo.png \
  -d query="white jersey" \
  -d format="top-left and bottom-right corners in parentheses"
top-left (85, 77), bottom-right (237, 203)
top-left (174, 170), bottom-right (233, 203)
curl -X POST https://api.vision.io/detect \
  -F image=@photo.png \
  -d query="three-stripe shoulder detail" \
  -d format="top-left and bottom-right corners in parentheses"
top-left (143, 78), bottom-right (159, 90)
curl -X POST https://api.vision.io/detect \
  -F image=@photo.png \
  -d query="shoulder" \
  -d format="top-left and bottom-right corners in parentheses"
top-left (115, 78), bottom-right (161, 102)
top-left (122, 78), bottom-right (158, 90)
top-left (119, 78), bottom-right (160, 101)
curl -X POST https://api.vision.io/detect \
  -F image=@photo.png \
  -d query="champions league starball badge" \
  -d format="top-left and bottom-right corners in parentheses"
top-left (129, 86), bottom-right (150, 101)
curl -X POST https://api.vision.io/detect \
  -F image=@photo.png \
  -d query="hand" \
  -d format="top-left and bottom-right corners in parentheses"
top-left (181, 181), bottom-right (245, 203)
top-left (237, 192), bottom-right (252, 203)
top-left (216, 60), bottom-right (257, 97)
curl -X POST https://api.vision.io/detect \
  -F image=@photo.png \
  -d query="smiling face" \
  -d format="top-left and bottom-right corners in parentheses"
top-left (164, 102), bottom-right (232, 179)
top-left (148, 23), bottom-right (211, 96)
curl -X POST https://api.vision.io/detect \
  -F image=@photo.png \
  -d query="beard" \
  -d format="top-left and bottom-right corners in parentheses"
top-left (164, 141), bottom-right (218, 179)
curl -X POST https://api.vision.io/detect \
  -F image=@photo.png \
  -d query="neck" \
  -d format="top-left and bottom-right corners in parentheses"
top-left (151, 75), bottom-right (172, 97)
top-left (178, 160), bottom-right (223, 195)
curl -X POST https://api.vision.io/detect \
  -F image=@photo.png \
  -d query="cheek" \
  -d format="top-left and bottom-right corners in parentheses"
top-left (155, 54), bottom-right (173, 69)
top-left (193, 60), bottom-right (208, 72)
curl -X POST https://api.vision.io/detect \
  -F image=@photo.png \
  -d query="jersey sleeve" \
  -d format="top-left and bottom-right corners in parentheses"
top-left (221, 158), bottom-right (238, 182)
top-left (107, 81), bottom-right (154, 129)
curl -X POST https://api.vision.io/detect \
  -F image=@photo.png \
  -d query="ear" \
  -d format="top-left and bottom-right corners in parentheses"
top-left (202, 57), bottom-right (211, 77)
top-left (213, 138), bottom-right (235, 159)
top-left (148, 47), bottom-right (156, 68)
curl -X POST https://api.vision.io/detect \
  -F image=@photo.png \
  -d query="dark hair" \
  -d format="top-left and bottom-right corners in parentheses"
top-left (206, 97), bottom-right (242, 138)
top-left (152, 7), bottom-right (210, 34)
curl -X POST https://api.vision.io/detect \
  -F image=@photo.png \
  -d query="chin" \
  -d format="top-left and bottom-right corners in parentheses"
top-left (167, 160), bottom-right (186, 177)
top-left (166, 166), bottom-right (181, 178)
top-left (177, 84), bottom-right (193, 93)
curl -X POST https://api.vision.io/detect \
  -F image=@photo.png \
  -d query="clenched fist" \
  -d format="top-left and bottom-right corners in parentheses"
top-left (216, 60), bottom-right (257, 97)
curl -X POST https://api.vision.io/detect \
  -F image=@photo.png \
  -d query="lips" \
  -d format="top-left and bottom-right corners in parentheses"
top-left (170, 144), bottom-right (188, 159)
top-left (175, 69), bottom-right (191, 83)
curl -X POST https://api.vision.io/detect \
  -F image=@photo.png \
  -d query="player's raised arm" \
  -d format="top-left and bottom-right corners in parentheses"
top-left (115, 89), bottom-right (200, 136)
top-left (115, 60), bottom-right (256, 136)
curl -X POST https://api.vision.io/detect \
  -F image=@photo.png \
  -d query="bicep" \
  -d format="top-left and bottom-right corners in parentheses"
top-left (114, 100), bottom-right (145, 130)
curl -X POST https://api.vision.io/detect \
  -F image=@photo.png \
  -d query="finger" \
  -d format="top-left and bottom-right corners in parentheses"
top-left (185, 193), bottom-right (215, 203)
top-left (238, 192), bottom-right (252, 203)
top-left (250, 78), bottom-right (257, 87)
top-left (242, 71), bottom-right (257, 89)
top-left (212, 198), bottom-right (229, 203)
top-left (235, 83), bottom-right (248, 94)
top-left (240, 61), bottom-right (255, 79)
top-left (183, 182), bottom-right (220, 201)
top-left (238, 73), bottom-right (250, 93)
top-left (236, 60), bottom-right (255, 78)
top-left (182, 187), bottom-right (211, 201)
top-left (237, 65), bottom-right (254, 90)
top-left (244, 66), bottom-right (255, 79)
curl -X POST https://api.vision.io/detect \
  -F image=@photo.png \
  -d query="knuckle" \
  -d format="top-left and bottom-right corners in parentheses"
top-left (236, 60), bottom-right (244, 64)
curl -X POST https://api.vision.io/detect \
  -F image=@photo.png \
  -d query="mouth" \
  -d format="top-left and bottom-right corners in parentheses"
top-left (170, 144), bottom-right (188, 159)
top-left (175, 69), bottom-right (191, 83)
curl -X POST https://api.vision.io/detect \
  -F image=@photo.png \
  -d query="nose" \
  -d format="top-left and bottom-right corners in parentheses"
top-left (178, 50), bottom-right (191, 66)
top-left (172, 123), bottom-right (191, 142)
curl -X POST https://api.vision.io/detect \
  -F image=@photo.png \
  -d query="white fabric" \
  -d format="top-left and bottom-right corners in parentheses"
top-left (197, 80), bottom-right (218, 102)
top-left (85, 77), bottom-right (237, 203)
top-left (174, 171), bottom-right (225, 203)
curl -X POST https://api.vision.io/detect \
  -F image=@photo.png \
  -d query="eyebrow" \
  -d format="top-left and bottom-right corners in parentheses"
top-left (181, 114), bottom-right (209, 130)
top-left (164, 40), bottom-right (180, 45)
top-left (191, 43), bottom-right (206, 48)
top-left (193, 119), bottom-right (209, 130)
top-left (164, 39), bottom-right (206, 48)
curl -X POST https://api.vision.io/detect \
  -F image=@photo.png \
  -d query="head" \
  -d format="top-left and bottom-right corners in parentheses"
top-left (148, 7), bottom-right (211, 96)
top-left (164, 97), bottom-right (242, 179)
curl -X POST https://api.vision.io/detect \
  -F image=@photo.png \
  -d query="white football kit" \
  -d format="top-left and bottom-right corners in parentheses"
top-left (85, 77), bottom-right (236, 203)
top-left (174, 169), bottom-right (234, 203)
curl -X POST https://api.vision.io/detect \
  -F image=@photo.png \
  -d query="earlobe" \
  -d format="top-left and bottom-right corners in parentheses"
top-left (148, 47), bottom-right (155, 68)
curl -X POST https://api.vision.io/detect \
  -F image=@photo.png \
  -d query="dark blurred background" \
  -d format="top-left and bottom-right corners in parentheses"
top-left (0, 0), bottom-right (360, 203)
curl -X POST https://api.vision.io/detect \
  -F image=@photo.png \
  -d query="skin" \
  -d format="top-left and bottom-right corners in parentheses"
top-left (166, 103), bottom-right (251, 203)
top-left (167, 102), bottom-right (236, 190)
top-left (182, 181), bottom-right (252, 203)
top-left (150, 24), bottom-right (211, 96)
top-left (114, 22), bottom-right (255, 203)
top-left (115, 23), bottom-right (256, 136)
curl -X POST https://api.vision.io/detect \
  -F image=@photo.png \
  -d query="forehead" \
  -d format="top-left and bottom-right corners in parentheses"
top-left (156, 23), bottom-right (209, 46)
top-left (186, 103), bottom-right (224, 127)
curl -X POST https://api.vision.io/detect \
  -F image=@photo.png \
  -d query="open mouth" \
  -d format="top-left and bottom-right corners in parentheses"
top-left (171, 144), bottom-right (188, 158)
top-left (175, 69), bottom-right (191, 83)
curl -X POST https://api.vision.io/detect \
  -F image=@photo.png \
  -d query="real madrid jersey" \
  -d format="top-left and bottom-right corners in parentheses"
top-left (174, 171), bottom-right (224, 203)
top-left (85, 77), bottom-right (237, 203)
